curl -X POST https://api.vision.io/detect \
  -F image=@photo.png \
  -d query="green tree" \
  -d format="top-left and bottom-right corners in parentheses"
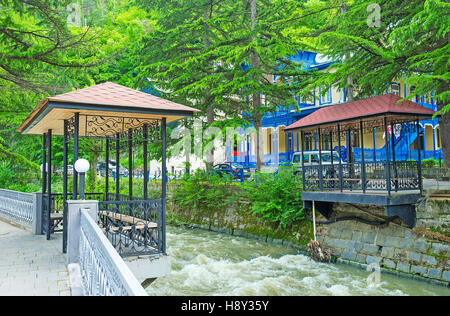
top-left (135, 0), bottom-right (319, 170)
top-left (0, 0), bottom-right (151, 188)
top-left (294, 0), bottom-right (450, 167)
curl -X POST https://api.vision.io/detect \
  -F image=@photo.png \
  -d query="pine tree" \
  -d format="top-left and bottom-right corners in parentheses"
top-left (294, 0), bottom-right (450, 168)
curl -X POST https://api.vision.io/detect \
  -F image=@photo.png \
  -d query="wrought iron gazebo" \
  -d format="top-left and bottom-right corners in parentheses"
top-left (17, 82), bottom-right (200, 256)
top-left (285, 94), bottom-right (437, 227)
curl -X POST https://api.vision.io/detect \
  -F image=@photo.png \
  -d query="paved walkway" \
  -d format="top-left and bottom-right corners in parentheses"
top-left (0, 220), bottom-right (71, 296)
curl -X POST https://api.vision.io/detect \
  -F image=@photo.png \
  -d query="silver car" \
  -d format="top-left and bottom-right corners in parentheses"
top-left (292, 151), bottom-right (344, 176)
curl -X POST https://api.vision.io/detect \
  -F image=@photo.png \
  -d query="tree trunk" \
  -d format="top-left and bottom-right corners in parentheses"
top-left (341, 2), bottom-right (354, 103)
top-left (251, 0), bottom-right (264, 170)
top-left (347, 76), bottom-right (354, 102)
top-left (205, 6), bottom-right (214, 170)
top-left (254, 117), bottom-right (264, 170)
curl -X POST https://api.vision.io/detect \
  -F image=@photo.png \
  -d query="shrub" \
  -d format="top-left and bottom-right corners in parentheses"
top-left (422, 158), bottom-right (439, 168)
top-left (241, 166), bottom-right (304, 229)
top-left (172, 169), bottom-right (238, 214)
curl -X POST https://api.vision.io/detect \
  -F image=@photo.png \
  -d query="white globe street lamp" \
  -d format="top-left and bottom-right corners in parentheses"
top-left (40, 163), bottom-right (48, 173)
top-left (74, 159), bottom-right (90, 200)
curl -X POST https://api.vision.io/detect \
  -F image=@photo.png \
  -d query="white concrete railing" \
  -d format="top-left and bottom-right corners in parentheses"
top-left (0, 189), bottom-right (35, 229)
top-left (76, 208), bottom-right (148, 296)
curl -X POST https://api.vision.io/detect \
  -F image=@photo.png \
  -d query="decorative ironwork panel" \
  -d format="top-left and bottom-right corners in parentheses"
top-left (0, 189), bottom-right (34, 228)
top-left (98, 199), bottom-right (163, 257)
top-left (80, 114), bottom-right (162, 141)
top-left (66, 115), bottom-right (77, 141)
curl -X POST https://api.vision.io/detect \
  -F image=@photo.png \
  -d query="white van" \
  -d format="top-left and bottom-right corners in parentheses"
top-left (292, 151), bottom-right (344, 175)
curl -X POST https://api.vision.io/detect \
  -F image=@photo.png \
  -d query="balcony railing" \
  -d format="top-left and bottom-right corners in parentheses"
top-left (98, 198), bottom-right (164, 258)
top-left (42, 192), bottom-right (165, 258)
top-left (303, 161), bottom-right (421, 193)
top-left (0, 189), bottom-right (34, 228)
top-left (79, 209), bottom-right (147, 296)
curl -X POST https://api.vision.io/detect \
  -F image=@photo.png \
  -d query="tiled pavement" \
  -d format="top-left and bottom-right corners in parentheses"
top-left (0, 220), bottom-right (71, 296)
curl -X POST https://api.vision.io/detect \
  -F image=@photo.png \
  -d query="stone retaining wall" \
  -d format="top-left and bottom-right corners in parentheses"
top-left (317, 197), bottom-right (450, 285)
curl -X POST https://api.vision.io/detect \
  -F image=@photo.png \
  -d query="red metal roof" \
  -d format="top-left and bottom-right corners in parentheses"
top-left (285, 94), bottom-right (435, 131)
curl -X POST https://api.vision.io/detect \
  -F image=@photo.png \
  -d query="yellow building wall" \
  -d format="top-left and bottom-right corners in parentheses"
top-left (263, 129), bottom-right (273, 154)
top-left (425, 125), bottom-right (434, 151)
top-left (278, 127), bottom-right (287, 153)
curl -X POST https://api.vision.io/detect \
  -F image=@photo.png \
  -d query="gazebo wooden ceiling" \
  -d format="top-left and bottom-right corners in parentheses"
top-left (285, 94), bottom-right (436, 132)
top-left (17, 82), bottom-right (200, 136)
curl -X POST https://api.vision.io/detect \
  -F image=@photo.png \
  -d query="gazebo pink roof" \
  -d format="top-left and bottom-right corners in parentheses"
top-left (17, 82), bottom-right (200, 136)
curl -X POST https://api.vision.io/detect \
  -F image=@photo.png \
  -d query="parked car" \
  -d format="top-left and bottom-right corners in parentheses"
top-left (97, 161), bottom-right (129, 177)
top-left (291, 151), bottom-right (347, 177)
top-left (211, 163), bottom-right (251, 179)
top-left (55, 165), bottom-right (73, 176)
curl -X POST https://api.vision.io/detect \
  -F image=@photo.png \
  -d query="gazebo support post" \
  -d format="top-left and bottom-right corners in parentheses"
top-left (63, 120), bottom-right (69, 253)
top-left (337, 124), bottom-right (344, 192)
top-left (373, 128), bottom-right (376, 162)
top-left (384, 117), bottom-right (392, 196)
top-left (347, 130), bottom-right (353, 191)
top-left (46, 129), bottom-right (52, 241)
top-left (116, 133), bottom-right (120, 201)
top-left (41, 133), bottom-right (47, 235)
top-left (72, 113), bottom-right (79, 200)
top-left (318, 128), bottom-right (323, 191)
top-left (360, 121), bottom-right (366, 193)
top-left (105, 137), bottom-right (109, 201)
top-left (143, 124), bottom-right (148, 200)
top-left (301, 131), bottom-right (306, 190)
top-left (391, 122), bottom-right (399, 192)
top-left (161, 118), bottom-right (167, 253)
top-left (128, 129), bottom-right (133, 199)
top-left (416, 119), bottom-right (423, 195)
top-left (329, 130), bottom-right (335, 189)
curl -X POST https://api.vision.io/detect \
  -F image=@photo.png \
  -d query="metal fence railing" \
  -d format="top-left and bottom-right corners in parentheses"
top-left (0, 189), bottom-right (34, 228)
top-left (78, 209), bottom-right (147, 296)
top-left (303, 161), bottom-right (421, 193)
top-left (98, 198), bottom-right (163, 258)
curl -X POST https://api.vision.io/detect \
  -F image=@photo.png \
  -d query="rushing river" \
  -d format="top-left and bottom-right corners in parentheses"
top-left (146, 226), bottom-right (450, 296)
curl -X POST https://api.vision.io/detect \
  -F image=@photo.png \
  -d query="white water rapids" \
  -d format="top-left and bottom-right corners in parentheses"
top-left (146, 226), bottom-right (449, 296)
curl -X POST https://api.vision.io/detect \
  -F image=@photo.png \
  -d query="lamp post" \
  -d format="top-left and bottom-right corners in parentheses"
top-left (74, 159), bottom-right (90, 200)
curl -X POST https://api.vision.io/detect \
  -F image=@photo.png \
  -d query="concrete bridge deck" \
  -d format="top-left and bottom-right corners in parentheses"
top-left (0, 220), bottom-right (71, 296)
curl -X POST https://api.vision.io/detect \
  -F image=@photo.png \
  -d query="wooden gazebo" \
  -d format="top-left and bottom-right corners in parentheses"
top-left (17, 82), bottom-right (200, 255)
top-left (285, 94), bottom-right (436, 227)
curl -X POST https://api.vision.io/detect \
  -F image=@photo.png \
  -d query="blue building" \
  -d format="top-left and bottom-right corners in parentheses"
top-left (227, 51), bottom-right (443, 168)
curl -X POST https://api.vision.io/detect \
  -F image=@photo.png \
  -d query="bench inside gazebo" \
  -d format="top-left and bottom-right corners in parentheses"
top-left (285, 94), bottom-right (437, 228)
top-left (17, 82), bottom-right (199, 257)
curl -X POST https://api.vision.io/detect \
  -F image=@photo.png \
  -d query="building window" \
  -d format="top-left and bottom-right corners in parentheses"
top-left (340, 88), bottom-right (345, 103)
top-left (320, 87), bottom-right (332, 104)
top-left (410, 86), bottom-right (420, 102)
top-left (424, 93), bottom-right (432, 104)
top-left (391, 83), bottom-right (401, 96)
